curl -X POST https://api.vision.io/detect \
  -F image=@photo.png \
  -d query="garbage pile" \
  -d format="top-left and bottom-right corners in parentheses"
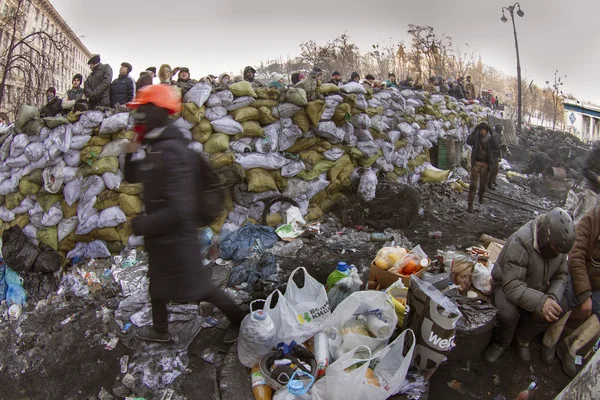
top-left (0, 81), bottom-right (497, 258)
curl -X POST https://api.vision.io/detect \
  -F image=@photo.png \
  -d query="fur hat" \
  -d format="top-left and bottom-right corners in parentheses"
top-left (72, 73), bottom-right (83, 83)
top-left (87, 54), bottom-right (101, 65)
top-left (158, 64), bottom-right (172, 82)
top-left (146, 67), bottom-right (157, 74)
top-left (121, 62), bottom-right (132, 74)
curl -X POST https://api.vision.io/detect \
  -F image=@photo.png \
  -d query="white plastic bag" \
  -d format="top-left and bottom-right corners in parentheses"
top-left (472, 262), bottom-right (492, 295)
top-left (84, 240), bottom-right (111, 259)
top-left (283, 267), bottom-right (331, 333)
top-left (264, 289), bottom-right (309, 344)
top-left (43, 161), bottom-right (66, 194)
top-left (97, 206), bottom-right (127, 228)
top-left (358, 169), bottom-right (377, 202)
top-left (58, 217), bottom-right (79, 242)
top-left (311, 346), bottom-right (372, 400)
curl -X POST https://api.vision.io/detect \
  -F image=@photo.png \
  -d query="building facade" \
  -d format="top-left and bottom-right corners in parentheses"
top-left (0, 0), bottom-right (92, 119)
top-left (563, 99), bottom-right (600, 143)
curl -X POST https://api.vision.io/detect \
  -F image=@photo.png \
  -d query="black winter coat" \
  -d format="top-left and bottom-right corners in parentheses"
top-left (84, 63), bottom-right (113, 108)
top-left (124, 124), bottom-right (208, 302)
top-left (583, 141), bottom-right (600, 193)
top-left (110, 74), bottom-right (135, 107)
top-left (40, 97), bottom-right (63, 117)
top-left (467, 129), bottom-right (499, 166)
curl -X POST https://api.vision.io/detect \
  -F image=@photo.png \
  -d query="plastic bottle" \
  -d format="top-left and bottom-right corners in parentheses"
top-left (326, 262), bottom-right (351, 291)
top-left (238, 301), bottom-right (277, 368)
top-left (514, 382), bottom-right (537, 400)
top-left (313, 331), bottom-right (330, 378)
top-left (251, 366), bottom-right (273, 400)
top-left (273, 371), bottom-right (315, 400)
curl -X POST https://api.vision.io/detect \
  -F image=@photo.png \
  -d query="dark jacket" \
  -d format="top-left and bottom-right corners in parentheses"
top-left (492, 215), bottom-right (569, 314)
top-left (454, 83), bottom-right (466, 100)
top-left (568, 207), bottom-right (600, 304)
top-left (136, 74), bottom-right (153, 91)
top-left (84, 63), bottom-right (113, 107)
top-left (124, 123), bottom-right (206, 303)
top-left (67, 87), bottom-right (84, 101)
top-left (40, 97), bottom-right (63, 117)
top-left (582, 141), bottom-right (600, 193)
top-left (110, 74), bottom-right (135, 107)
top-left (173, 78), bottom-right (197, 95)
top-left (467, 127), bottom-right (499, 166)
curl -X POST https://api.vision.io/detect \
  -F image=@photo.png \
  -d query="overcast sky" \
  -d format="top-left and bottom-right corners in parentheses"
top-left (51, 0), bottom-right (600, 104)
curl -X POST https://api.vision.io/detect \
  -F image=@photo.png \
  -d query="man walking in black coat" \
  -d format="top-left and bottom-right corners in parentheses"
top-left (110, 62), bottom-right (136, 107)
top-left (124, 85), bottom-right (246, 343)
top-left (466, 122), bottom-right (499, 212)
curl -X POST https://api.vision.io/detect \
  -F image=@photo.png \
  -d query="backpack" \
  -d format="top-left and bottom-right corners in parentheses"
top-left (193, 152), bottom-right (225, 226)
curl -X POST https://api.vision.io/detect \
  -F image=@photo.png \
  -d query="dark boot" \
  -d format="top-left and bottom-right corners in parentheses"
top-left (135, 326), bottom-right (170, 343)
top-left (484, 342), bottom-right (505, 364)
top-left (556, 340), bottom-right (577, 377)
top-left (540, 344), bottom-right (556, 365)
top-left (516, 340), bottom-right (531, 363)
top-left (479, 194), bottom-right (485, 204)
top-left (467, 203), bottom-right (474, 213)
top-left (223, 324), bottom-right (240, 344)
top-left (488, 183), bottom-right (497, 190)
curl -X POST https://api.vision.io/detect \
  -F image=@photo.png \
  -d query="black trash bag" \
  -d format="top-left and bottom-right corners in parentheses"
top-left (32, 245), bottom-right (61, 273)
top-left (1, 226), bottom-right (41, 274)
top-left (228, 253), bottom-right (278, 292)
top-left (446, 292), bottom-right (497, 334)
top-left (219, 225), bottom-right (279, 262)
top-left (24, 273), bottom-right (59, 301)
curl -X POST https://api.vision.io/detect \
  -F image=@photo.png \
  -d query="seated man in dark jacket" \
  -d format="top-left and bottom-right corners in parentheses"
top-left (466, 123), bottom-right (499, 212)
top-left (124, 85), bottom-right (246, 343)
top-left (110, 62), bottom-right (136, 107)
top-left (484, 208), bottom-right (575, 364)
top-left (40, 87), bottom-right (63, 117)
top-left (84, 54), bottom-right (113, 109)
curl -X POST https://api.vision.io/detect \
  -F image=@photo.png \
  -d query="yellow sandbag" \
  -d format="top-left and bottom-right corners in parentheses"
top-left (358, 150), bottom-right (383, 168)
top-left (61, 199), bottom-right (78, 218)
top-left (37, 226), bottom-right (58, 250)
top-left (317, 83), bottom-right (341, 95)
top-left (255, 87), bottom-right (281, 100)
top-left (204, 133), bottom-right (230, 154)
top-left (258, 106), bottom-right (278, 125)
top-left (95, 190), bottom-right (120, 210)
top-left (113, 130), bottom-right (136, 141)
top-left (182, 102), bottom-right (205, 124)
top-left (247, 169), bottom-right (278, 193)
top-left (92, 157), bottom-right (119, 175)
top-left (266, 212), bottom-right (283, 228)
top-left (395, 167), bottom-right (407, 177)
top-left (229, 81), bottom-right (257, 98)
top-left (328, 154), bottom-right (353, 183)
top-left (297, 160), bottom-right (335, 180)
top-left (117, 222), bottom-right (133, 246)
top-left (230, 107), bottom-right (259, 123)
top-left (89, 136), bottom-right (111, 146)
top-left (421, 167), bottom-right (451, 183)
top-left (92, 227), bottom-right (121, 242)
top-left (27, 169), bottom-right (44, 186)
top-left (366, 106), bottom-right (384, 117)
top-left (210, 209), bottom-right (229, 233)
top-left (58, 237), bottom-right (77, 252)
top-left (116, 183), bottom-right (143, 196)
top-left (38, 194), bottom-right (62, 212)
top-left (292, 109), bottom-right (310, 132)
top-left (223, 189), bottom-right (234, 211)
top-left (5, 192), bottom-right (24, 210)
top-left (332, 103), bottom-right (352, 126)
top-left (321, 192), bottom-right (344, 212)
top-left (286, 88), bottom-right (308, 107)
top-left (270, 170), bottom-right (288, 192)
top-left (19, 178), bottom-right (40, 195)
top-left (81, 145), bottom-right (104, 166)
top-left (306, 203), bottom-right (324, 221)
top-left (11, 214), bottom-right (29, 229)
top-left (192, 119), bottom-right (213, 143)
top-left (66, 111), bottom-right (82, 123)
top-left (241, 121), bottom-right (264, 138)
top-left (299, 150), bottom-right (324, 166)
top-left (288, 137), bottom-right (318, 153)
top-left (119, 193), bottom-right (143, 216)
top-left (306, 100), bottom-right (326, 126)
top-left (395, 139), bottom-right (408, 150)
top-left (252, 99), bottom-right (279, 109)
top-left (308, 139), bottom-right (332, 153)
top-left (209, 152), bottom-right (235, 169)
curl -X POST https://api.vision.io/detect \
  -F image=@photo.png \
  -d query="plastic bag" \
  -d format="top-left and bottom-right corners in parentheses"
top-left (58, 217), bottom-right (79, 242)
top-left (97, 206), bottom-right (127, 228)
top-left (312, 346), bottom-right (372, 400)
top-left (405, 276), bottom-right (462, 377)
top-left (49, 124), bottom-right (72, 152)
top-left (219, 225), bottom-right (279, 262)
top-left (32, 245), bottom-right (61, 273)
top-left (1, 226), bottom-right (41, 274)
top-left (41, 202), bottom-right (63, 227)
top-left (321, 291), bottom-right (397, 359)
top-left (264, 289), bottom-right (313, 345)
top-left (206, 90), bottom-right (234, 108)
top-left (358, 169), bottom-right (377, 202)
top-left (472, 262), bottom-right (492, 295)
top-left (43, 161), bottom-right (66, 194)
top-left (69, 135), bottom-right (92, 150)
top-left (445, 291), bottom-right (497, 334)
top-left (237, 300), bottom-right (277, 368)
top-left (102, 170), bottom-right (124, 190)
top-left (228, 252), bottom-right (278, 291)
top-left (284, 267), bottom-right (331, 329)
top-left (327, 267), bottom-right (363, 311)
top-left (183, 82), bottom-right (212, 107)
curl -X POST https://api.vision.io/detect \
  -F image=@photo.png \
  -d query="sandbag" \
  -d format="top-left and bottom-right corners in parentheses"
top-left (92, 156), bottom-right (119, 175)
top-left (257, 106), bottom-right (278, 125)
top-left (63, 177), bottom-right (83, 206)
top-left (95, 191), bottom-right (120, 210)
top-left (206, 90), bottom-right (234, 108)
top-left (204, 133), bottom-right (230, 154)
top-left (119, 193), bottom-right (143, 216)
top-left (58, 216), bottom-right (79, 242)
top-left (64, 149), bottom-right (82, 166)
top-left (421, 165), bottom-right (451, 183)
top-left (5, 192), bottom-right (24, 210)
top-left (192, 119), bottom-right (213, 143)
top-left (37, 194), bottom-right (63, 212)
top-left (235, 152), bottom-right (290, 170)
top-left (230, 107), bottom-right (259, 123)
top-left (240, 121), bottom-right (264, 138)
top-left (205, 106), bottom-right (228, 121)
top-left (306, 100), bottom-right (327, 126)
top-left (102, 170), bottom-right (124, 190)
top-left (272, 103), bottom-right (301, 119)
top-left (18, 178), bottom-right (40, 196)
top-left (317, 83), bottom-right (341, 95)
top-left (16, 105), bottom-right (40, 130)
top-left (183, 82), bottom-right (212, 107)
top-left (246, 169), bottom-right (278, 193)
top-left (209, 152), bottom-right (235, 169)
top-left (315, 121), bottom-right (344, 143)
top-left (81, 175), bottom-right (106, 204)
top-left (229, 81), bottom-right (257, 98)
top-left (292, 109), bottom-right (310, 132)
top-left (41, 203), bottom-right (63, 227)
top-left (286, 87), bottom-right (308, 106)
top-left (340, 82), bottom-right (367, 94)
top-left (99, 139), bottom-right (129, 158)
top-left (99, 112), bottom-right (129, 136)
top-left (181, 102), bottom-right (205, 124)
top-left (211, 116), bottom-right (243, 135)
top-left (10, 134), bottom-right (29, 157)
top-left (225, 96), bottom-right (256, 111)
top-left (37, 226), bottom-right (58, 251)
top-left (24, 142), bottom-right (45, 162)
top-left (358, 169), bottom-right (377, 201)
top-left (81, 145), bottom-right (104, 166)
top-left (43, 161), bottom-right (66, 194)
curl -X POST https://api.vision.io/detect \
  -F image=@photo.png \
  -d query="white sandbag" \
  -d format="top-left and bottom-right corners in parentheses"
top-left (84, 240), bottom-right (111, 259)
top-left (278, 124), bottom-right (303, 152)
top-left (320, 106), bottom-right (336, 121)
top-left (0, 133), bottom-right (14, 162)
top-left (257, 121), bottom-right (289, 153)
top-left (281, 159), bottom-right (306, 177)
top-left (64, 149), bottom-right (81, 167)
top-left (206, 90), bottom-right (234, 108)
top-left (63, 166), bottom-right (79, 184)
top-left (22, 224), bottom-right (38, 241)
top-left (11, 197), bottom-right (35, 214)
top-left (80, 175), bottom-right (105, 205)
top-left (225, 96), bottom-right (255, 111)
top-left (99, 138), bottom-right (129, 158)
top-left (97, 206), bottom-right (127, 229)
top-left (46, 143), bottom-right (62, 161)
top-left (404, 105), bottom-right (416, 116)
top-left (76, 213), bottom-right (99, 235)
top-left (71, 121), bottom-right (89, 136)
top-left (375, 157), bottom-right (394, 172)
top-left (70, 135), bottom-right (93, 151)
top-left (58, 217), bottom-right (79, 242)
top-left (188, 141), bottom-right (204, 154)
top-left (66, 242), bottom-right (87, 259)
top-left (235, 152), bottom-right (289, 170)
top-left (29, 154), bottom-right (50, 171)
top-left (351, 114), bottom-right (371, 130)
top-left (381, 142), bottom-right (395, 162)
top-left (370, 115), bottom-right (390, 133)
top-left (6, 154), bottom-right (29, 168)
top-left (49, 125), bottom-right (72, 152)
top-left (28, 202), bottom-right (44, 227)
top-left (211, 116), bottom-right (243, 135)
top-left (323, 148), bottom-right (345, 161)
top-left (99, 112), bottom-right (129, 136)
top-left (227, 204), bottom-right (249, 227)
top-left (340, 82), bottom-right (367, 94)
top-left (0, 172), bottom-right (9, 184)
top-left (0, 176), bottom-right (19, 195)
top-left (229, 138), bottom-right (253, 153)
top-left (355, 94), bottom-right (368, 111)
top-left (102, 170), bottom-right (124, 190)
top-left (42, 161), bottom-right (66, 194)
top-left (23, 142), bottom-right (45, 162)
top-left (205, 106), bottom-right (228, 121)
top-left (77, 196), bottom-right (98, 223)
top-left (80, 111), bottom-right (105, 128)
top-left (0, 205), bottom-right (15, 222)
top-left (342, 123), bottom-right (357, 146)
top-left (41, 202), bottom-right (63, 227)
top-left (10, 134), bottom-right (29, 157)
top-left (271, 103), bottom-right (301, 119)
top-left (315, 121), bottom-right (344, 143)
top-left (172, 117), bottom-right (194, 133)
top-left (128, 235), bottom-right (144, 247)
top-left (183, 82), bottom-right (212, 107)
top-left (357, 141), bottom-right (381, 158)
top-left (355, 129), bottom-right (374, 142)
top-left (358, 169), bottom-right (378, 202)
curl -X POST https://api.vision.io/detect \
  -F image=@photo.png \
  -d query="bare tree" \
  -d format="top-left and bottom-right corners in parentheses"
top-left (0, 0), bottom-right (68, 116)
top-left (406, 25), bottom-right (453, 83)
top-left (546, 70), bottom-right (567, 131)
top-left (450, 44), bottom-right (476, 80)
top-left (365, 39), bottom-right (400, 79)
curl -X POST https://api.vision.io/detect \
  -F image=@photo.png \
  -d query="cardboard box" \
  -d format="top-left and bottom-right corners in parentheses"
top-left (369, 262), bottom-right (426, 289)
top-left (487, 242), bottom-right (504, 264)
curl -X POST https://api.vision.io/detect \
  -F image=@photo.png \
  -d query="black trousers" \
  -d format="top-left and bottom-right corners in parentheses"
top-left (488, 157), bottom-right (500, 187)
top-left (492, 285), bottom-right (568, 348)
top-left (152, 286), bottom-right (246, 333)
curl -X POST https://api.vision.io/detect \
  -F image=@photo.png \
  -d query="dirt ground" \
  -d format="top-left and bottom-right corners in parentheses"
top-left (0, 153), bottom-right (580, 400)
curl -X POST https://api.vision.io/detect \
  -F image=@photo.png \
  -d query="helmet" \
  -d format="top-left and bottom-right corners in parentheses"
top-left (126, 84), bottom-right (182, 114)
top-left (542, 207), bottom-right (575, 254)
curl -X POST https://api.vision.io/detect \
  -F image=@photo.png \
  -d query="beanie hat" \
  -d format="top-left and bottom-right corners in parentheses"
top-left (121, 62), bottom-right (133, 74)
top-left (47, 87), bottom-right (56, 95)
top-left (350, 72), bottom-right (360, 80)
top-left (365, 74), bottom-right (375, 81)
top-left (332, 71), bottom-right (341, 77)
top-left (146, 67), bottom-right (157, 74)
top-left (72, 73), bottom-right (83, 83)
top-left (179, 67), bottom-right (190, 73)
top-left (88, 54), bottom-right (101, 65)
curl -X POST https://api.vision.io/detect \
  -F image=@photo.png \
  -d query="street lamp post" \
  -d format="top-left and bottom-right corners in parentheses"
top-left (501, 3), bottom-right (525, 133)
